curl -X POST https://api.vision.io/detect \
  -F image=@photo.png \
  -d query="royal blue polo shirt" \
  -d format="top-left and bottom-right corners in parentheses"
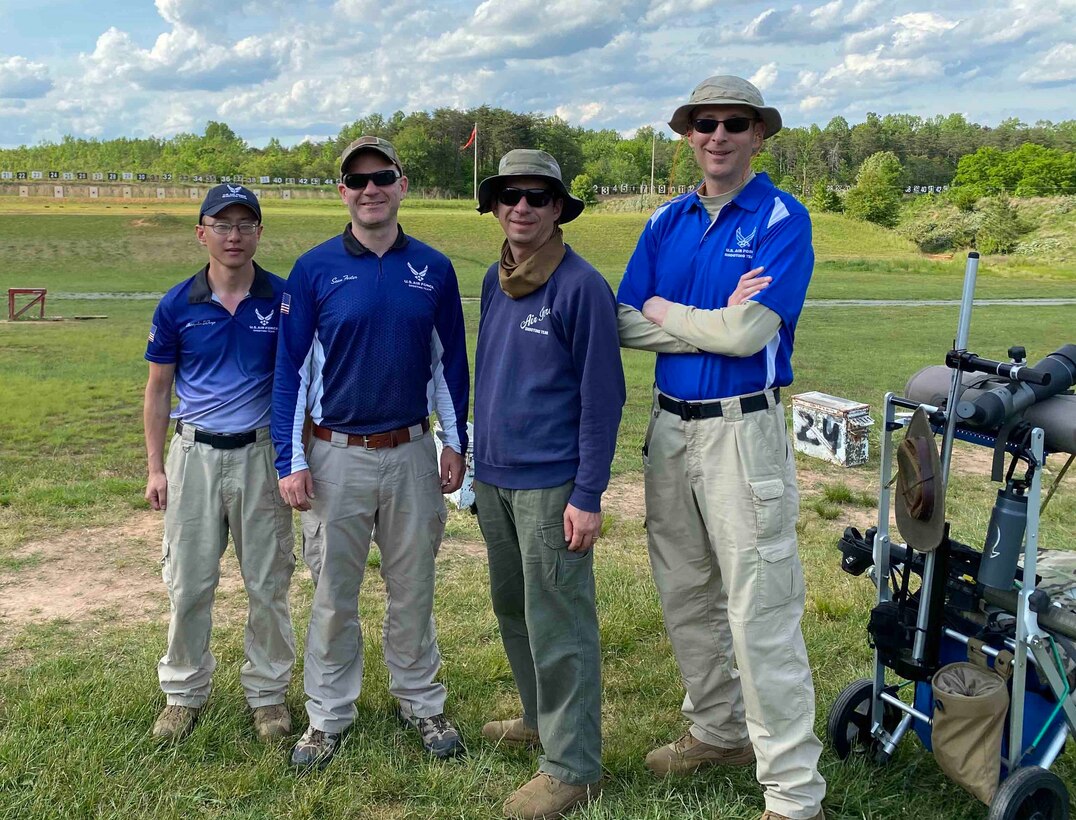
top-left (146, 262), bottom-right (286, 433)
top-left (617, 172), bottom-right (813, 401)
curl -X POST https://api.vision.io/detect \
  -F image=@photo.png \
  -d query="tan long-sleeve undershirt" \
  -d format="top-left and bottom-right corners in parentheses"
top-left (618, 300), bottom-right (781, 357)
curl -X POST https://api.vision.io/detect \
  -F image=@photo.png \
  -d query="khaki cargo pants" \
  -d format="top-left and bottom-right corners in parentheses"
top-left (159, 425), bottom-right (296, 708)
top-left (300, 430), bottom-right (449, 734)
top-left (643, 388), bottom-right (826, 820)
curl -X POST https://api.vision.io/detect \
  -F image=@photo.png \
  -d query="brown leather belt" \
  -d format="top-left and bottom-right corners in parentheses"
top-left (311, 419), bottom-right (429, 449)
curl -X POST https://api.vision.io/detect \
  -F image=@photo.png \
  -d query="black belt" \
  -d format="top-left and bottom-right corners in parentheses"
top-left (176, 420), bottom-right (257, 449)
top-left (658, 388), bottom-right (780, 421)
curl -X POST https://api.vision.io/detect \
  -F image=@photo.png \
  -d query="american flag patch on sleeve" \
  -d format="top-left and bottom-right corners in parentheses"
top-left (281, 293), bottom-right (291, 315)
top-left (148, 324), bottom-right (157, 342)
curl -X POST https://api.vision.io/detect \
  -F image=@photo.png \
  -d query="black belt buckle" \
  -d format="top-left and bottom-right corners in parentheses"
top-left (679, 401), bottom-right (704, 421)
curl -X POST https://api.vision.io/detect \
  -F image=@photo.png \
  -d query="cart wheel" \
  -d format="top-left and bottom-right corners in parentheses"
top-left (988, 766), bottom-right (1069, 820)
top-left (827, 679), bottom-right (898, 762)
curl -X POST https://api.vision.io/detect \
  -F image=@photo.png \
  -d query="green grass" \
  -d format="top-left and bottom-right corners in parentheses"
top-left (1, 203), bottom-right (1074, 818)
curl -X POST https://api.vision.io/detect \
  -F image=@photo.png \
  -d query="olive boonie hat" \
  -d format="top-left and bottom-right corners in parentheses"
top-left (339, 135), bottom-right (402, 176)
top-left (895, 407), bottom-right (946, 553)
top-left (476, 149), bottom-right (585, 224)
top-left (668, 75), bottom-right (782, 138)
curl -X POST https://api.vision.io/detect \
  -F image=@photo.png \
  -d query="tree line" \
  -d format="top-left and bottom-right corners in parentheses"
top-left (2, 108), bottom-right (1074, 200)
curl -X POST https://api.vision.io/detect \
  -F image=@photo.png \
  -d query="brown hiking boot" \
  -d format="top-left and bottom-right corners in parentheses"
top-left (482, 717), bottom-right (541, 748)
top-left (151, 704), bottom-right (201, 741)
top-left (252, 703), bottom-right (292, 741)
top-left (759, 810), bottom-right (825, 820)
top-left (645, 730), bottom-right (754, 777)
top-left (503, 772), bottom-right (600, 819)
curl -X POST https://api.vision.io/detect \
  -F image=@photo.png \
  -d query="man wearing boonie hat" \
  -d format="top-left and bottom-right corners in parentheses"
top-left (144, 183), bottom-right (297, 744)
top-left (471, 149), bottom-right (624, 819)
top-left (617, 76), bottom-right (826, 820)
top-left (272, 136), bottom-right (470, 769)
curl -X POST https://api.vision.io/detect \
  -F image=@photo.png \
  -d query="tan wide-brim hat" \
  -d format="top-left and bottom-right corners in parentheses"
top-left (668, 75), bottom-right (782, 138)
top-left (476, 149), bottom-right (585, 224)
top-left (895, 407), bottom-right (946, 552)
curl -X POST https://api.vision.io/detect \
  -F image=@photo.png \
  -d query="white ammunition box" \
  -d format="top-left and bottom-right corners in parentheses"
top-left (791, 391), bottom-right (873, 467)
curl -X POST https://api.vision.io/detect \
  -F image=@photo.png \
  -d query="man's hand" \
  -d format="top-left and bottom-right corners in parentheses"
top-left (145, 471), bottom-right (168, 511)
top-left (440, 447), bottom-right (465, 494)
top-left (279, 469), bottom-right (315, 511)
top-left (728, 266), bottom-right (770, 306)
top-left (564, 504), bottom-right (601, 552)
top-left (642, 295), bottom-right (672, 327)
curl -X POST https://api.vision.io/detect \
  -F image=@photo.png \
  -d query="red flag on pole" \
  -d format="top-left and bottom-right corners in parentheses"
top-left (461, 126), bottom-right (476, 151)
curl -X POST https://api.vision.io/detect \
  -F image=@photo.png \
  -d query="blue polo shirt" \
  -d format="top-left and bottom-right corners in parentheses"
top-left (272, 225), bottom-right (470, 478)
top-left (617, 172), bottom-right (813, 401)
top-left (146, 262), bottom-right (285, 433)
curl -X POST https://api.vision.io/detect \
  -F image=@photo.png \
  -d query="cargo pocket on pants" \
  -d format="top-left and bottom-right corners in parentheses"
top-left (750, 478), bottom-right (797, 611)
top-left (539, 521), bottom-right (592, 591)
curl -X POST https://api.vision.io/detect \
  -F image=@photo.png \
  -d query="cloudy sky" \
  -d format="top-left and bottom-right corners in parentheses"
top-left (0, 0), bottom-right (1073, 148)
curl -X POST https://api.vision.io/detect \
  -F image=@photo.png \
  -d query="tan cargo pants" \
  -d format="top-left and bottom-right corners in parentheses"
top-left (159, 425), bottom-right (296, 708)
top-left (300, 430), bottom-right (449, 733)
top-left (643, 388), bottom-right (826, 819)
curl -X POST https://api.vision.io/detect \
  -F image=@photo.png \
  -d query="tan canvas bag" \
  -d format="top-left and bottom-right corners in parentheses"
top-left (931, 661), bottom-right (1010, 804)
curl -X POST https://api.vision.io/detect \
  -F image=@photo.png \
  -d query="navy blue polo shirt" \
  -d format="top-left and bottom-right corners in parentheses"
top-left (146, 262), bottom-right (286, 433)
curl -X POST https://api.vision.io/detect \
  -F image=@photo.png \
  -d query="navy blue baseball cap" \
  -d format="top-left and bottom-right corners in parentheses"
top-left (199, 184), bottom-right (262, 222)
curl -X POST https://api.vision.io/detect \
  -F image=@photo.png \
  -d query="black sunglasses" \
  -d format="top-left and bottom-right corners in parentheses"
top-left (692, 116), bottom-right (757, 134)
top-left (342, 169), bottom-right (400, 189)
top-left (497, 187), bottom-right (555, 208)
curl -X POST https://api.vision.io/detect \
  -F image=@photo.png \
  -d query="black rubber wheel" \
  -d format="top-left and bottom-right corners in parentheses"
top-left (827, 678), bottom-right (899, 762)
top-left (988, 766), bottom-right (1070, 820)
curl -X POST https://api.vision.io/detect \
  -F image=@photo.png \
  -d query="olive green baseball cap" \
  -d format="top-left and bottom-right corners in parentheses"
top-left (668, 75), bottom-right (782, 138)
top-left (339, 135), bottom-right (402, 177)
top-left (476, 149), bottom-right (585, 224)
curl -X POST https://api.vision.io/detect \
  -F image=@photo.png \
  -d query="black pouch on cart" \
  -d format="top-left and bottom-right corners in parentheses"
top-left (931, 660), bottom-right (1010, 804)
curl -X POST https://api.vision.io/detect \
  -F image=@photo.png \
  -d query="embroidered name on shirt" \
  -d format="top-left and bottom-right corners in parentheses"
top-left (184, 319), bottom-right (217, 329)
top-left (520, 306), bottom-right (551, 335)
top-left (330, 275), bottom-right (358, 284)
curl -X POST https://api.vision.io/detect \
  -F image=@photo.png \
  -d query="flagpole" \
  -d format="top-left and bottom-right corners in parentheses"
top-left (650, 132), bottom-right (656, 192)
top-left (473, 121), bottom-right (478, 202)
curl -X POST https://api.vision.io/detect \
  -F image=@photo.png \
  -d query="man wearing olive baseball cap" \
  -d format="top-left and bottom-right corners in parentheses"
top-left (472, 149), bottom-right (624, 819)
top-left (618, 76), bottom-right (826, 820)
top-left (272, 135), bottom-right (470, 769)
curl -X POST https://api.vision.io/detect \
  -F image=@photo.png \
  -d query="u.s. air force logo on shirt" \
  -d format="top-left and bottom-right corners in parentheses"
top-left (406, 261), bottom-right (434, 292)
top-left (724, 226), bottom-right (756, 259)
top-left (249, 307), bottom-right (277, 334)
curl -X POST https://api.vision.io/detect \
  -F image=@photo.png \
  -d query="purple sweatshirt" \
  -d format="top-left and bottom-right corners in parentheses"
top-left (473, 246), bottom-right (626, 512)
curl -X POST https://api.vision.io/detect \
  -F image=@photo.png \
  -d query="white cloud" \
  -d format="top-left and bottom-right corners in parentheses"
top-left (0, 56), bottom-right (53, 99)
top-left (750, 62), bottom-right (779, 91)
top-left (1018, 43), bottom-right (1076, 84)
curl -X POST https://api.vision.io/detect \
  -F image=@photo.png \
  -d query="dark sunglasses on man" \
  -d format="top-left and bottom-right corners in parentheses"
top-left (497, 187), bottom-right (555, 208)
top-left (342, 169), bottom-right (401, 189)
top-left (692, 116), bottom-right (757, 134)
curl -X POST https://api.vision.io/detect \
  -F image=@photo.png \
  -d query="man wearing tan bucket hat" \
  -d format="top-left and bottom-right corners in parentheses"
top-left (471, 149), bottom-right (624, 819)
top-left (617, 76), bottom-right (826, 820)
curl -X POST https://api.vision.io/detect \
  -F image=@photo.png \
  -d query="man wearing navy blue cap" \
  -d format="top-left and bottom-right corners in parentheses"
top-left (144, 184), bottom-right (296, 743)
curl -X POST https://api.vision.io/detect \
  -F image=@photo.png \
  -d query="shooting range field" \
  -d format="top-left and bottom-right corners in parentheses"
top-left (0, 198), bottom-right (1074, 818)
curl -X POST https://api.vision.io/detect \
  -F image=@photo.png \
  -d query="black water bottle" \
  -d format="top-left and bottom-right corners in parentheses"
top-left (978, 482), bottom-right (1028, 591)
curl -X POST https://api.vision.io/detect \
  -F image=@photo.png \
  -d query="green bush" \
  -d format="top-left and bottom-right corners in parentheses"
top-left (570, 173), bottom-right (598, 206)
top-left (844, 151), bottom-right (904, 227)
top-left (975, 194), bottom-right (1028, 255)
top-left (897, 196), bottom-right (975, 252)
top-left (810, 184), bottom-right (843, 213)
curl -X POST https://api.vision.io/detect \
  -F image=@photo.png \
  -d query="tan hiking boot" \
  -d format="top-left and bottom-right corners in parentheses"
top-left (759, 810), bottom-right (825, 820)
top-left (482, 717), bottom-right (541, 748)
top-left (503, 772), bottom-right (600, 819)
top-left (645, 730), bottom-right (754, 776)
top-left (252, 703), bottom-right (292, 741)
top-left (151, 704), bottom-right (201, 741)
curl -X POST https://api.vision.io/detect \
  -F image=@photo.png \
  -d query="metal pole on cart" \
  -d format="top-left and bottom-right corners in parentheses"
top-left (910, 252), bottom-right (980, 665)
